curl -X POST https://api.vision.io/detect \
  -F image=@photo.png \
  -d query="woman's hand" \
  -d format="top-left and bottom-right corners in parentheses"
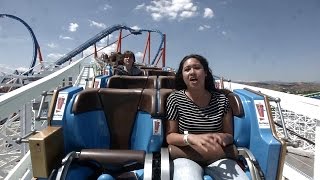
top-left (188, 133), bottom-right (233, 152)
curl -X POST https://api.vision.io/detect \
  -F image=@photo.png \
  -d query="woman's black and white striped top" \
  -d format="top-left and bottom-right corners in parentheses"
top-left (166, 90), bottom-right (230, 134)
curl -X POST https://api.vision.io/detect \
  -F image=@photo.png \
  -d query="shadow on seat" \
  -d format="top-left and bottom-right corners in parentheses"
top-left (158, 76), bottom-right (175, 89)
top-left (144, 69), bottom-right (175, 76)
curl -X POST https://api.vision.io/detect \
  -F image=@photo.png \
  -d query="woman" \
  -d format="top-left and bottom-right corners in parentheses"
top-left (114, 50), bottom-right (143, 76)
top-left (166, 54), bottom-right (248, 180)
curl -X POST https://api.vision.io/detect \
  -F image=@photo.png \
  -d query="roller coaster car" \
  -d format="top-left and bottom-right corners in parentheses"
top-left (28, 74), bottom-right (285, 180)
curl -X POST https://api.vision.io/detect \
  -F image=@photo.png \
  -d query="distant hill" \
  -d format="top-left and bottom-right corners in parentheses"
top-left (235, 81), bottom-right (320, 95)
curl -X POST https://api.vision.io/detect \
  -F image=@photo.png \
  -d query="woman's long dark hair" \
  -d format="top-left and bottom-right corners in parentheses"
top-left (175, 54), bottom-right (216, 91)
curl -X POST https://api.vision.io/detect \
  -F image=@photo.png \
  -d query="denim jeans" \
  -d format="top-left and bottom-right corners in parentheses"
top-left (172, 158), bottom-right (249, 180)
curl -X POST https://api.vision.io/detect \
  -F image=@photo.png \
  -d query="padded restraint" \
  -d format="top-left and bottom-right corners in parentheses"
top-left (78, 149), bottom-right (145, 167)
top-left (72, 89), bottom-right (102, 114)
top-left (107, 75), bottom-right (157, 89)
top-left (98, 88), bottom-right (157, 149)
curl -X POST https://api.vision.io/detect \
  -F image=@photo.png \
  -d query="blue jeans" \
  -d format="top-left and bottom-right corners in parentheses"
top-left (172, 158), bottom-right (249, 180)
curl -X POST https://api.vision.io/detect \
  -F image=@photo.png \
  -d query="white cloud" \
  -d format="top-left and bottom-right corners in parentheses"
top-left (135, 51), bottom-right (144, 62)
top-left (69, 23), bottom-right (79, 32)
top-left (131, 25), bottom-right (140, 30)
top-left (89, 20), bottom-right (107, 29)
top-left (203, 8), bottom-right (214, 18)
top-left (222, 31), bottom-right (227, 35)
top-left (99, 35), bottom-right (114, 44)
top-left (0, 64), bottom-right (29, 74)
top-left (103, 4), bottom-right (112, 10)
top-left (198, 24), bottom-right (211, 31)
top-left (83, 44), bottom-right (117, 59)
top-left (135, 3), bottom-right (145, 10)
top-left (145, 0), bottom-right (198, 21)
top-left (59, 35), bottom-right (73, 40)
top-left (180, 11), bottom-right (195, 18)
top-left (47, 43), bottom-right (58, 48)
top-left (0, 64), bottom-right (16, 73)
top-left (47, 53), bottom-right (64, 60)
top-left (151, 13), bottom-right (162, 21)
top-left (16, 67), bottom-right (29, 72)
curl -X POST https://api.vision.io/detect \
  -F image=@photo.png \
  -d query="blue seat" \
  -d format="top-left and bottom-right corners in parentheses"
top-left (61, 88), bottom-right (163, 179)
top-left (233, 89), bottom-right (285, 180)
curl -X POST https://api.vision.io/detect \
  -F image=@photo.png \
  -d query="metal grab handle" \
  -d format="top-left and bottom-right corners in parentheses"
top-left (35, 91), bottom-right (53, 121)
top-left (238, 147), bottom-right (265, 180)
top-left (55, 151), bottom-right (79, 180)
top-left (243, 88), bottom-right (291, 141)
top-left (15, 130), bottom-right (38, 144)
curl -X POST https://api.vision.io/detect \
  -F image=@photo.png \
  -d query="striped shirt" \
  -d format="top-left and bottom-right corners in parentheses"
top-left (166, 90), bottom-right (230, 134)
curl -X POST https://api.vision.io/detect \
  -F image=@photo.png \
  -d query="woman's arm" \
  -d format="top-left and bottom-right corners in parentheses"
top-left (222, 106), bottom-right (233, 136)
top-left (166, 119), bottom-right (233, 152)
top-left (166, 120), bottom-right (188, 146)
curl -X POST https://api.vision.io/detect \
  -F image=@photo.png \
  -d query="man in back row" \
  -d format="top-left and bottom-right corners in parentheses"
top-left (114, 50), bottom-right (143, 76)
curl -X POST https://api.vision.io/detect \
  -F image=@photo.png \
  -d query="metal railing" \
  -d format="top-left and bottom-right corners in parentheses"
top-left (0, 57), bottom-right (91, 179)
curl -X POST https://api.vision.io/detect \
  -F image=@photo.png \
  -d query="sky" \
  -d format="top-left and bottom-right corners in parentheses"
top-left (0, 0), bottom-right (320, 82)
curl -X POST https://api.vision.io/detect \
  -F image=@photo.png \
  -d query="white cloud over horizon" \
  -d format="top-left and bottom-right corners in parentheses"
top-left (0, 63), bottom-right (29, 74)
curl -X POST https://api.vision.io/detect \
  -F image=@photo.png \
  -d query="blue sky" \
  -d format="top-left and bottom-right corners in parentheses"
top-left (0, 0), bottom-right (320, 82)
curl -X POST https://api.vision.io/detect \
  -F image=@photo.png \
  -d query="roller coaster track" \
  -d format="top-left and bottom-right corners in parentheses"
top-left (0, 14), bottom-right (41, 75)
top-left (54, 24), bottom-right (165, 66)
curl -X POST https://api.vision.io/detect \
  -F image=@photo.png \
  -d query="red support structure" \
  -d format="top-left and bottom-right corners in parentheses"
top-left (37, 46), bottom-right (43, 63)
top-left (37, 46), bottom-right (44, 70)
top-left (116, 29), bottom-right (122, 53)
top-left (162, 34), bottom-right (166, 67)
top-left (148, 33), bottom-right (151, 64)
top-left (94, 44), bottom-right (98, 58)
top-left (142, 32), bottom-right (150, 64)
top-left (153, 34), bottom-right (166, 67)
top-left (155, 49), bottom-right (163, 66)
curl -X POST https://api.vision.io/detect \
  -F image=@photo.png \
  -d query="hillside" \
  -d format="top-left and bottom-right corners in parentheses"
top-left (236, 81), bottom-right (320, 95)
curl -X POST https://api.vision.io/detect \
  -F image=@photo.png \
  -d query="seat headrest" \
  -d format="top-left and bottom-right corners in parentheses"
top-left (158, 76), bottom-right (175, 89)
top-left (107, 75), bottom-right (157, 89)
top-left (72, 89), bottom-right (102, 114)
top-left (217, 89), bottom-right (244, 117)
top-left (158, 89), bottom-right (174, 117)
top-left (145, 69), bottom-right (175, 76)
top-left (98, 88), bottom-right (157, 149)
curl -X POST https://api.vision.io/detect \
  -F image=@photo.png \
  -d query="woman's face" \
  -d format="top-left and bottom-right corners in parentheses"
top-left (123, 55), bottom-right (133, 66)
top-left (182, 58), bottom-right (207, 90)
